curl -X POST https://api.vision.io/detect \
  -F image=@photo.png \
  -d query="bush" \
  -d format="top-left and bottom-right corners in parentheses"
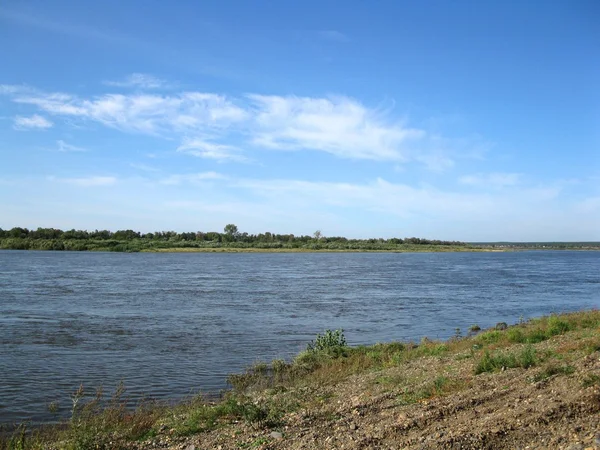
top-left (306, 329), bottom-right (347, 353)
top-left (547, 316), bottom-right (572, 336)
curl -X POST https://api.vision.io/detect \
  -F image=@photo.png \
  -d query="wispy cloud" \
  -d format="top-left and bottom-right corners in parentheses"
top-left (0, 8), bottom-right (146, 49)
top-left (459, 172), bottom-right (522, 188)
top-left (104, 73), bottom-right (169, 89)
top-left (6, 86), bottom-right (247, 135)
top-left (130, 163), bottom-right (160, 172)
top-left (159, 171), bottom-right (227, 185)
top-left (177, 138), bottom-right (248, 162)
top-left (231, 176), bottom-right (566, 228)
top-left (1, 83), bottom-right (477, 168)
top-left (247, 94), bottom-right (424, 161)
top-left (13, 114), bottom-right (53, 130)
top-left (57, 140), bottom-right (88, 152)
top-left (48, 176), bottom-right (117, 187)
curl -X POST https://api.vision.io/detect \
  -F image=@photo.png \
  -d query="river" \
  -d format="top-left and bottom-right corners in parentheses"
top-left (0, 250), bottom-right (598, 424)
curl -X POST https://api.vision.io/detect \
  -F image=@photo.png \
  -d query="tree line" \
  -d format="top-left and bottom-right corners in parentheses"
top-left (0, 225), bottom-right (468, 252)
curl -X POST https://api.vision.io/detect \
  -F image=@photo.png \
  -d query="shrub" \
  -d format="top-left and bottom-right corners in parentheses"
top-left (476, 330), bottom-right (502, 345)
top-left (306, 329), bottom-right (347, 354)
top-left (547, 316), bottom-right (572, 336)
top-left (506, 328), bottom-right (525, 343)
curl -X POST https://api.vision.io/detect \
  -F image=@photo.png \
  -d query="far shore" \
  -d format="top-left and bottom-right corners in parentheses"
top-left (141, 246), bottom-right (499, 253)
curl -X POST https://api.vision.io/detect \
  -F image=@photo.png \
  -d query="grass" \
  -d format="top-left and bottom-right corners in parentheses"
top-left (397, 375), bottom-right (466, 405)
top-left (474, 344), bottom-right (539, 374)
top-left (2, 309), bottom-right (599, 450)
top-left (531, 362), bottom-right (576, 383)
top-left (582, 374), bottom-right (600, 388)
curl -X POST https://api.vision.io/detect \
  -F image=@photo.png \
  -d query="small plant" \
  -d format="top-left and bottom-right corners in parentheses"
top-left (532, 363), bottom-right (575, 382)
top-left (271, 359), bottom-right (287, 374)
top-left (47, 401), bottom-right (59, 414)
top-left (506, 328), bottom-right (525, 343)
top-left (476, 330), bottom-right (502, 344)
top-left (582, 374), bottom-right (600, 388)
top-left (70, 383), bottom-right (85, 420)
top-left (454, 328), bottom-right (462, 339)
top-left (547, 316), bottom-right (572, 336)
top-left (4, 424), bottom-right (27, 450)
top-left (475, 345), bottom-right (538, 374)
top-left (306, 329), bottom-right (347, 353)
top-left (469, 324), bottom-right (481, 333)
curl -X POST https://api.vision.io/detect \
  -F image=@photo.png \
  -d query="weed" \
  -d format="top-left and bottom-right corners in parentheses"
top-left (506, 328), bottom-right (525, 343)
top-left (307, 329), bottom-right (347, 353)
top-left (238, 436), bottom-right (269, 448)
top-left (3, 425), bottom-right (27, 450)
top-left (547, 316), bottom-right (572, 336)
top-left (397, 376), bottom-right (461, 405)
top-left (476, 330), bottom-right (502, 345)
top-left (532, 363), bottom-right (575, 382)
top-left (47, 401), bottom-right (59, 414)
top-left (474, 345), bottom-right (538, 374)
top-left (582, 374), bottom-right (600, 388)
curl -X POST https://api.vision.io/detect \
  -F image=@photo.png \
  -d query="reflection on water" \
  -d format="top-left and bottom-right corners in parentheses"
top-left (0, 250), bottom-right (599, 424)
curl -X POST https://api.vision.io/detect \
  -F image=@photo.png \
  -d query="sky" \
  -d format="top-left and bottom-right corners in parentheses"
top-left (0, 0), bottom-right (598, 241)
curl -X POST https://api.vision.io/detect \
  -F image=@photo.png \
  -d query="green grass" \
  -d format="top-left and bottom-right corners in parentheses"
top-left (531, 363), bottom-right (575, 383)
top-left (474, 345), bottom-right (538, 374)
top-left (397, 376), bottom-right (464, 405)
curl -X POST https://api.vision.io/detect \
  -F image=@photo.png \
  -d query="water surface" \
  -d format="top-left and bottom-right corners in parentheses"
top-left (0, 250), bottom-right (598, 424)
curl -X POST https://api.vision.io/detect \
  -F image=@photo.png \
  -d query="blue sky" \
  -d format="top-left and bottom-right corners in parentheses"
top-left (1, 0), bottom-right (598, 241)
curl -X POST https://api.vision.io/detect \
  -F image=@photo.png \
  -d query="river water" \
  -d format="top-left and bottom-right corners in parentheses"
top-left (0, 250), bottom-right (598, 424)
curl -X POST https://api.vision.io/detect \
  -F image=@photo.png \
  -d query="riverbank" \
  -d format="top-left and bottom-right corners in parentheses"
top-left (3, 310), bottom-right (599, 449)
top-left (143, 245), bottom-right (490, 253)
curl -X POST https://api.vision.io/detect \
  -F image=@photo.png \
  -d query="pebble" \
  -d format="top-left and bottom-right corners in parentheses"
top-left (270, 431), bottom-right (283, 439)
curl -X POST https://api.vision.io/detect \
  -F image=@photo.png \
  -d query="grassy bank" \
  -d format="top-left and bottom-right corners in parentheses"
top-left (0, 227), bottom-right (470, 253)
top-left (2, 310), bottom-right (600, 449)
top-left (144, 244), bottom-right (486, 253)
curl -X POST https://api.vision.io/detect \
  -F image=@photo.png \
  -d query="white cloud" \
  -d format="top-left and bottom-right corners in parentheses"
top-left (248, 94), bottom-right (424, 161)
top-left (177, 138), bottom-right (248, 162)
top-left (104, 73), bottom-right (168, 89)
top-left (130, 163), bottom-right (160, 172)
top-left (13, 114), bottom-right (53, 130)
top-left (232, 176), bottom-right (567, 224)
top-left (2, 83), bottom-right (477, 167)
top-left (459, 172), bottom-right (522, 188)
top-left (48, 176), bottom-right (117, 187)
top-left (159, 171), bottom-right (226, 185)
top-left (57, 140), bottom-right (87, 152)
top-left (5, 87), bottom-right (247, 135)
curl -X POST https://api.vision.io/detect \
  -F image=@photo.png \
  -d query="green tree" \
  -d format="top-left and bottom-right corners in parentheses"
top-left (224, 224), bottom-right (240, 239)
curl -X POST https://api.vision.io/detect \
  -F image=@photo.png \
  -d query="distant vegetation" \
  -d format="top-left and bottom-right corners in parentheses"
top-left (0, 225), bottom-right (471, 252)
top-left (474, 241), bottom-right (600, 250)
